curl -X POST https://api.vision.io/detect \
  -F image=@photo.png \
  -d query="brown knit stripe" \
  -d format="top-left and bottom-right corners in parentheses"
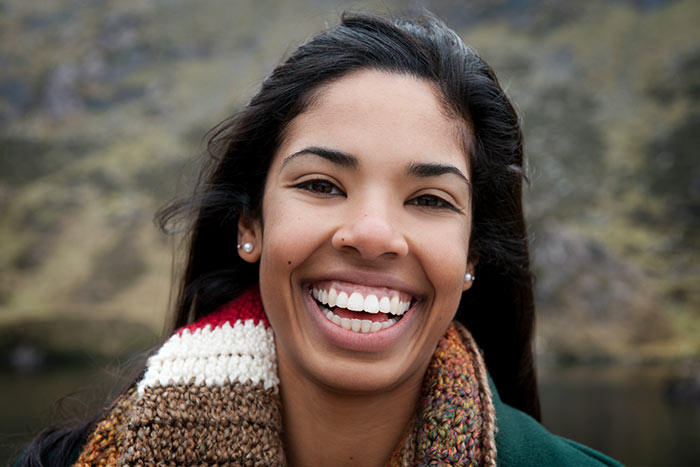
top-left (118, 380), bottom-right (284, 466)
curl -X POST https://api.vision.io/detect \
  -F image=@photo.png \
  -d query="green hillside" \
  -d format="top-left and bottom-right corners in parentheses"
top-left (1, 0), bottom-right (698, 364)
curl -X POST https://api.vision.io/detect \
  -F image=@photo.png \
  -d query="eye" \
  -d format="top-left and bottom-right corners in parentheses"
top-left (407, 194), bottom-right (459, 212)
top-left (293, 179), bottom-right (344, 196)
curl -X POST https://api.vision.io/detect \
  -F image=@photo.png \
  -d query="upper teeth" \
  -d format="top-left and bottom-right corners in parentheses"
top-left (311, 288), bottom-right (411, 316)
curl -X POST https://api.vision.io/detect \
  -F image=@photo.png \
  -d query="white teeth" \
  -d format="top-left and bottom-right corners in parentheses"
top-left (320, 305), bottom-right (399, 334)
top-left (336, 291), bottom-right (349, 308)
top-left (364, 294), bottom-right (379, 313)
top-left (379, 296), bottom-right (391, 313)
top-left (390, 296), bottom-right (399, 315)
top-left (394, 300), bottom-right (409, 316)
top-left (312, 287), bottom-right (413, 317)
top-left (361, 320), bottom-right (371, 333)
top-left (347, 292), bottom-right (364, 311)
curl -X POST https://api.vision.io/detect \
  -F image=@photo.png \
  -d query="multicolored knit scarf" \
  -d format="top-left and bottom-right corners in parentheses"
top-left (75, 286), bottom-right (496, 466)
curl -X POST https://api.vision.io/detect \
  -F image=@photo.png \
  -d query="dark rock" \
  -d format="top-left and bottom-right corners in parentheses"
top-left (533, 224), bottom-right (641, 318)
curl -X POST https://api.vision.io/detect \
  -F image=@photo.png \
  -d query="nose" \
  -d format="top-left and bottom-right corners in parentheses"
top-left (331, 195), bottom-right (409, 260)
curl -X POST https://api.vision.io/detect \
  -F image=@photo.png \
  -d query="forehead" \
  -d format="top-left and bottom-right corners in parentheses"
top-left (276, 69), bottom-right (470, 173)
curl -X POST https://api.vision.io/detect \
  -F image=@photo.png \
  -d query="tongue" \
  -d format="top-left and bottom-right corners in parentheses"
top-left (333, 307), bottom-right (390, 323)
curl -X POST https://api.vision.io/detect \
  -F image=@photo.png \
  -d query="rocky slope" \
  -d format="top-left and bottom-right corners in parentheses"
top-left (1, 0), bottom-right (698, 363)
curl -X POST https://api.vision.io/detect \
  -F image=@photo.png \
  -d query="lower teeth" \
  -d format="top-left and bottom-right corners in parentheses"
top-left (320, 304), bottom-right (396, 333)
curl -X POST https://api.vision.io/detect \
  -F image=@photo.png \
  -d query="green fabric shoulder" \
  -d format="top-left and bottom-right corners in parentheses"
top-left (489, 378), bottom-right (622, 467)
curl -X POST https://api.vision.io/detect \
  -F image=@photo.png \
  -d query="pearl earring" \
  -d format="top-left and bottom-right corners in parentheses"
top-left (465, 273), bottom-right (475, 282)
top-left (237, 242), bottom-right (254, 253)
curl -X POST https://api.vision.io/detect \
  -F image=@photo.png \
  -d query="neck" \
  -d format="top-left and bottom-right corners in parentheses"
top-left (279, 362), bottom-right (422, 467)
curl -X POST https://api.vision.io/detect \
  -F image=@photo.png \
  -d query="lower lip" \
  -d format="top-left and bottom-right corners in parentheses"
top-left (304, 291), bottom-right (416, 352)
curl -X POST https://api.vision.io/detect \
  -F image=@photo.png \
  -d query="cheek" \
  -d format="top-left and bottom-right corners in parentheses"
top-left (259, 194), bottom-right (327, 274)
top-left (414, 219), bottom-right (470, 270)
top-left (410, 219), bottom-right (470, 310)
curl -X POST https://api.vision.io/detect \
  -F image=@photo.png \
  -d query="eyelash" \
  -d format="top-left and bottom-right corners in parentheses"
top-left (293, 179), bottom-right (458, 212)
top-left (407, 194), bottom-right (459, 212)
top-left (293, 179), bottom-right (344, 196)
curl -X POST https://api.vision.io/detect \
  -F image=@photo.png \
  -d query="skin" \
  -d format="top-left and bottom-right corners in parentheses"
top-left (238, 69), bottom-right (475, 466)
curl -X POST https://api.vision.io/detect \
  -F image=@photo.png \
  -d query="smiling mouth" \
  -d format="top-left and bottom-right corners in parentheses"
top-left (310, 282), bottom-right (414, 334)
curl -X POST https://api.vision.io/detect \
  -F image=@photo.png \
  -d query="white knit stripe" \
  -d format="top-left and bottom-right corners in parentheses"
top-left (137, 319), bottom-right (278, 394)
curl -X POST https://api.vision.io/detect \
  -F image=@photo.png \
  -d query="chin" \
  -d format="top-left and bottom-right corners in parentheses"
top-left (283, 349), bottom-right (430, 396)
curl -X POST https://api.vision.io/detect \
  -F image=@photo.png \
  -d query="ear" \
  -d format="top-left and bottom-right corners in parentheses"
top-left (463, 257), bottom-right (478, 292)
top-left (237, 211), bottom-right (263, 263)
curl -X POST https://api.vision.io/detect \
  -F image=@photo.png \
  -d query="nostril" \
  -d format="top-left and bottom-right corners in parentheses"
top-left (332, 225), bottom-right (408, 260)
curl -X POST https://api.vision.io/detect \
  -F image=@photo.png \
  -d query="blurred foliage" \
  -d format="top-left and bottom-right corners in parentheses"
top-left (0, 0), bottom-right (698, 364)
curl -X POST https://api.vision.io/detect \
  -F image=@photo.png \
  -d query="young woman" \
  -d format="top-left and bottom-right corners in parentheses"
top-left (21, 12), bottom-right (619, 466)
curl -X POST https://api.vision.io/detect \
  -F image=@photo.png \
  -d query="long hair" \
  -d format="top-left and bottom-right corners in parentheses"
top-left (20, 11), bottom-right (539, 466)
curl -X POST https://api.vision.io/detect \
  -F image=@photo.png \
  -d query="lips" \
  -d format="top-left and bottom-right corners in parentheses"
top-left (310, 280), bottom-right (415, 334)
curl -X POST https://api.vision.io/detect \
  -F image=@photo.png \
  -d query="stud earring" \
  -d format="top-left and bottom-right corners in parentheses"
top-left (465, 273), bottom-right (475, 282)
top-left (237, 242), bottom-right (254, 253)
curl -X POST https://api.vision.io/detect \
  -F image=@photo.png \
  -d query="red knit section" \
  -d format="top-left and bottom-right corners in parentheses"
top-left (177, 285), bottom-right (269, 335)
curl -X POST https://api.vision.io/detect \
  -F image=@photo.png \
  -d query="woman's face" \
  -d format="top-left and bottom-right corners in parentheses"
top-left (240, 69), bottom-right (475, 394)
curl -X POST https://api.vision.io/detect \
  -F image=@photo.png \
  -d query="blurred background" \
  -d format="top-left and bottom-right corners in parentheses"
top-left (1, 0), bottom-right (698, 464)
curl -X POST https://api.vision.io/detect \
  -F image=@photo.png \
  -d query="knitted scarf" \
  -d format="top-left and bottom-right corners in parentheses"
top-left (75, 286), bottom-right (497, 466)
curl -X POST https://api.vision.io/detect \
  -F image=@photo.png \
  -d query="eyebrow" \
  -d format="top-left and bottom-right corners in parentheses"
top-left (406, 162), bottom-right (471, 190)
top-left (281, 146), bottom-right (470, 190)
top-left (281, 146), bottom-right (358, 170)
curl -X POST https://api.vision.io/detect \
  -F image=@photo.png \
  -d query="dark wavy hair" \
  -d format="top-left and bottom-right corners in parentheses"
top-left (20, 11), bottom-right (538, 466)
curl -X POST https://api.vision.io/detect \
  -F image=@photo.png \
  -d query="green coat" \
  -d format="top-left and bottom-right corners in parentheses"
top-left (490, 377), bottom-right (622, 466)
